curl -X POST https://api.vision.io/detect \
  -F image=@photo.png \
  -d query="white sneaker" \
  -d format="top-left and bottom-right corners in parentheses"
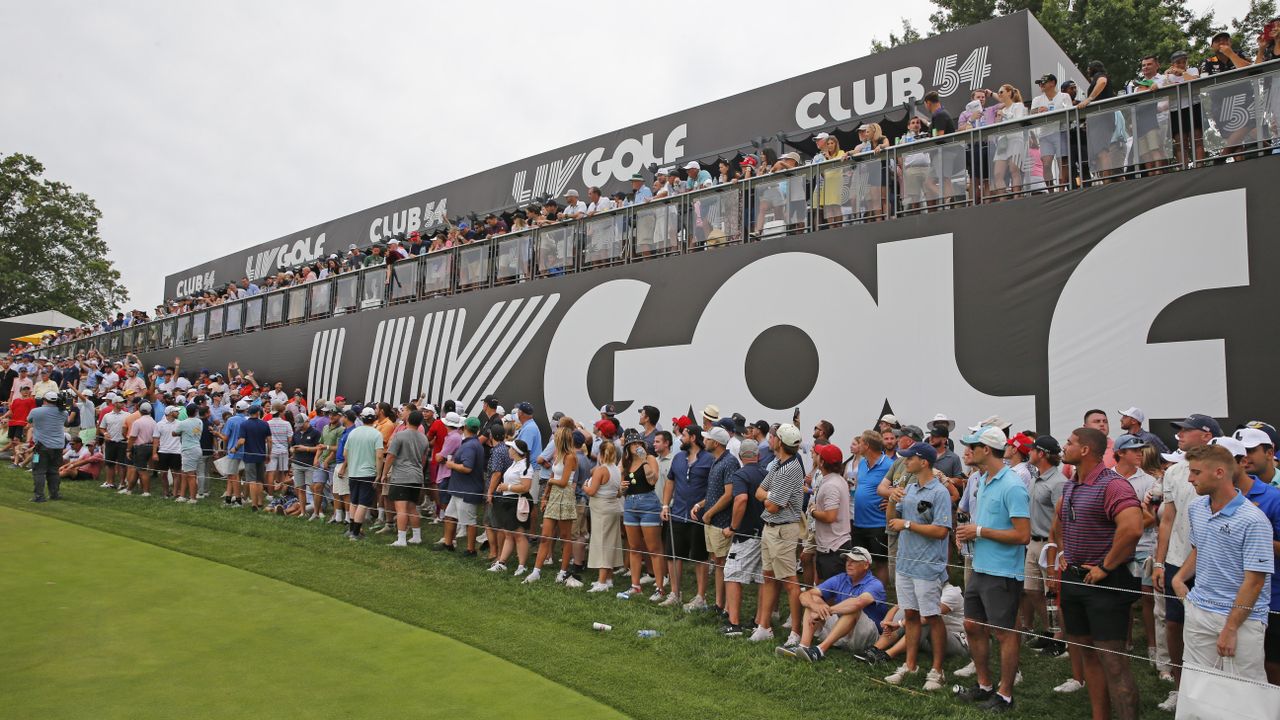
top-left (1014, 670), bottom-right (1023, 686)
top-left (923, 668), bottom-right (945, 692)
top-left (648, 590), bottom-right (665, 603)
top-left (784, 631), bottom-right (801, 648)
top-left (513, 565), bottom-right (528, 577)
top-left (175, 497), bottom-right (187, 503)
top-left (564, 577), bottom-right (584, 589)
top-left (187, 498), bottom-right (197, 505)
top-left (554, 570), bottom-right (568, 584)
top-left (488, 562), bottom-right (508, 573)
top-left (782, 616), bottom-right (793, 630)
top-left (638, 574), bottom-right (655, 586)
top-left (542, 556), bottom-right (553, 566)
top-left (1054, 678), bottom-right (1085, 693)
top-left (1158, 671), bottom-right (1174, 683)
top-left (99, 482), bottom-right (112, 488)
top-left (748, 625), bottom-right (774, 642)
top-left (140, 492), bottom-right (151, 497)
top-left (659, 592), bottom-right (682, 607)
top-left (307, 512), bottom-right (319, 521)
top-left (588, 582), bottom-right (610, 593)
top-left (682, 595), bottom-right (708, 612)
top-left (390, 539), bottom-right (408, 547)
top-left (406, 536), bottom-right (422, 545)
top-left (117, 488), bottom-right (130, 494)
top-left (522, 568), bottom-right (541, 584)
top-left (1157, 690), bottom-right (1178, 712)
top-left (885, 664), bottom-right (919, 685)
top-left (955, 660), bottom-right (976, 677)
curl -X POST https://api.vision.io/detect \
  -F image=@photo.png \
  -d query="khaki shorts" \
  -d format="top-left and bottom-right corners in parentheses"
top-left (704, 523), bottom-right (732, 559)
top-left (332, 472), bottom-right (350, 496)
top-left (761, 522), bottom-right (802, 579)
top-left (1024, 538), bottom-right (1049, 594)
top-left (571, 501), bottom-right (590, 540)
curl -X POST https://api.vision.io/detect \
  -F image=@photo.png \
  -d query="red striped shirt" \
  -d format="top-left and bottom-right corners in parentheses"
top-left (1059, 463), bottom-right (1141, 566)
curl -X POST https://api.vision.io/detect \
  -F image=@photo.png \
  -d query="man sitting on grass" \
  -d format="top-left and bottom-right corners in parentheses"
top-left (266, 487), bottom-right (305, 517)
top-left (776, 547), bottom-right (887, 662)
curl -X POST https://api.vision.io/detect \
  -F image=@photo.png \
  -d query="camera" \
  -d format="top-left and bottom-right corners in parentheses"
top-left (48, 388), bottom-right (76, 413)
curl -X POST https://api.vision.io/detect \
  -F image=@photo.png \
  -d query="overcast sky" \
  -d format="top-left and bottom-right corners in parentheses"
top-left (2, 0), bottom-right (1253, 316)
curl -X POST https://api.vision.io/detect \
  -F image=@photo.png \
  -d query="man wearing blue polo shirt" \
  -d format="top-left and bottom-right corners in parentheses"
top-left (1173, 443), bottom-right (1273, 683)
top-left (954, 425), bottom-right (1031, 713)
top-left (219, 400), bottom-right (248, 506)
top-left (852, 430), bottom-right (895, 584)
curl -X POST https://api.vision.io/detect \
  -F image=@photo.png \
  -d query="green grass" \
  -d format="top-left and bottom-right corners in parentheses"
top-left (0, 467), bottom-right (1174, 718)
top-left (0, 505), bottom-right (623, 720)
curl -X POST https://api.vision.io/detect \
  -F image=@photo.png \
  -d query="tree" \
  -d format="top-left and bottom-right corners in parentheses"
top-left (871, 18), bottom-right (924, 53)
top-left (1231, 0), bottom-right (1279, 57)
top-left (0, 153), bottom-right (128, 323)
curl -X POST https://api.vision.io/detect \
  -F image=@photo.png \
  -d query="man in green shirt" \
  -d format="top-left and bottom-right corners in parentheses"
top-left (317, 409), bottom-right (346, 523)
top-left (341, 407), bottom-right (384, 540)
top-left (176, 405), bottom-right (204, 503)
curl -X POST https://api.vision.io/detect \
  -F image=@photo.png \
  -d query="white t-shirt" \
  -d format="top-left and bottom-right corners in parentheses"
top-left (156, 418), bottom-right (183, 454)
top-left (101, 410), bottom-right (128, 442)
top-left (1031, 91), bottom-right (1073, 114)
top-left (998, 102), bottom-right (1027, 123)
top-left (940, 583), bottom-right (965, 635)
top-left (562, 200), bottom-right (588, 217)
top-left (502, 459), bottom-right (529, 496)
top-left (1160, 461), bottom-right (1195, 566)
top-left (587, 197), bottom-right (616, 215)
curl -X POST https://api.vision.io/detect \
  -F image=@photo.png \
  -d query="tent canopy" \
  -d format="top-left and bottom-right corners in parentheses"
top-left (12, 329), bottom-right (58, 344)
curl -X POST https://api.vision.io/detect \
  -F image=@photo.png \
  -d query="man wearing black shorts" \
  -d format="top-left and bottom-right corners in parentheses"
top-left (851, 430), bottom-right (893, 584)
top-left (99, 394), bottom-right (128, 489)
top-left (235, 406), bottom-right (272, 511)
top-left (954, 425), bottom-right (1031, 713)
top-left (662, 425), bottom-right (712, 608)
top-left (382, 410), bottom-right (428, 547)
top-left (1054, 428), bottom-right (1143, 720)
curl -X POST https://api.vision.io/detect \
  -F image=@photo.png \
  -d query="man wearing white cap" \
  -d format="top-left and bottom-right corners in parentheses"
top-left (751, 423), bottom-right (807, 645)
top-left (1236, 425), bottom-right (1277, 487)
top-left (218, 400), bottom-right (250, 506)
top-left (99, 394), bottom-right (129, 489)
top-left (683, 161), bottom-right (713, 191)
top-left (1118, 407), bottom-right (1169, 453)
top-left (27, 390), bottom-right (69, 502)
top-left (561, 190), bottom-right (588, 220)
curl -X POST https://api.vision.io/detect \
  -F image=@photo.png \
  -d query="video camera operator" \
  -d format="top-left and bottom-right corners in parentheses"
top-left (28, 389), bottom-right (72, 502)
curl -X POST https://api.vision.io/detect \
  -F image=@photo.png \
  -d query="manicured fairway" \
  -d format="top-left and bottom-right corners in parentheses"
top-left (0, 506), bottom-right (626, 719)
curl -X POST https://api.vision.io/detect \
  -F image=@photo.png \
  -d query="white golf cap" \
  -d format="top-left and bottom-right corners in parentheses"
top-left (962, 426), bottom-right (1008, 451)
top-left (1233, 427), bottom-right (1273, 449)
top-left (880, 414), bottom-right (898, 425)
top-left (1210, 436), bottom-right (1247, 457)
top-left (776, 423), bottom-right (802, 447)
top-left (683, 161), bottom-right (701, 170)
top-left (969, 415), bottom-right (1013, 431)
top-left (422, 403), bottom-right (437, 414)
top-left (43, 390), bottom-right (59, 402)
top-left (704, 426), bottom-right (731, 447)
top-left (1161, 449), bottom-right (1186, 463)
top-left (813, 132), bottom-right (832, 141)
top-left (235, 400), bottom-right (250, 410)
top-left (1119, 407), bottom-right (1146, 424)
top-left (360, 406), bottom-right (376, 418)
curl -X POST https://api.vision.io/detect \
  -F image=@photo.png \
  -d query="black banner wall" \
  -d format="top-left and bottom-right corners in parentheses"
top-left (163, 11), bottom-right (1082, 300)
top-left (147, 157), bottom-right (1280, 445)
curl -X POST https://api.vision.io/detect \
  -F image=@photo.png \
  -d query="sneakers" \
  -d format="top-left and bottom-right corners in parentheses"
top-left (390, 539), bottom-right (408, 547)
top-left (1158, 671), bottom-right (1174, 684)
top-left (117, 487), bottom-right (130, 494)
top-left (954, 685), bottom-right (993, 703)
top-left (487, 562), bottom-right (508, 573)
top-left (955, 660), bottom-right (977, 678)
top-left (564, 577), bottom-right (584, 589)
top-left (748, 626), bottom-right (774, 642)
top-left (1053, 678), bottom-right (1085, 693)
top-left (682, 595), bottom-right (708, 612)
top-left (1014, 671), bottom-right (1023, 686)
top-left (99, 482), bottom-right (113, 488)
top-left (863, 646), bottom-right (893, 665)
top-left (648, 590), bottom-right (665, 603)
top-left (588, 581), bottom-right (611, 593)
top-left (721, 624), bottom-right (745, 637)
top-left (513, 565), bottom-right (527, 577)
top-left (1039, 640), bottom-right (1067, 657)
top-left (784, 632), bottom-right (801, 648)
top-left (782, 616), bottom-right (793, 630)
top-left (616, 585), bottom-right (642, 600)
top-left (407, 536), bottom-right (422, 545)
top-left (140, 492), bottom-right (151, 498)
top-left (977, 694), bottom-right (1014, 713)
top-left (885, 664), bottom-right (919, 685)
top-left (1157, 690), bottom-right (1178, 712)
top-left (923, 669), bottom-right (946, 692)
top-left (175, 497), bottom-right (187, 503)
top-left (522, 568), bottom-right (541, 584)
top-left (554, 570), bottom-right (568, 584)
top-left (658, 592), bottom-right (682, 608)
top-left (638, 574), bottom-right (655, 586)
top-left (432, 541), bottom-right (454, 552)
top-left (796, 645), bottom-right (824, 662)
top-left (774, 645), bottom-right (796, 659)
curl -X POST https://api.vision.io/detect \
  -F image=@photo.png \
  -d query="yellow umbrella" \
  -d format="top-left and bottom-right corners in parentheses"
top-left (12, 329), bottom-right (58, 344)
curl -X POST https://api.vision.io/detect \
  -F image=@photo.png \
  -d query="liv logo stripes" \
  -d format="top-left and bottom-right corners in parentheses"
top-left (307, 328), bottom-right (345, 409)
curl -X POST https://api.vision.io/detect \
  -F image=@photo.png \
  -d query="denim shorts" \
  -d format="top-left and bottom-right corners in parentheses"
top-left (623, 491), bottom-right (661, 527)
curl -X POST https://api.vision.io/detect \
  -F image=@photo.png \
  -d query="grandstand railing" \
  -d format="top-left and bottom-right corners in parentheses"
top-left (43, 61), bottom-right (1280, 359)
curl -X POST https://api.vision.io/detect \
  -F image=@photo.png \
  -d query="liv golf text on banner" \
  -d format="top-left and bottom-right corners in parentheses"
top-left (152, 157), bottom-right (1280, 440)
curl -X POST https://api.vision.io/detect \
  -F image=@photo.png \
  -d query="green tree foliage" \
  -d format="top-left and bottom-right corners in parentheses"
top-left (905, 0), bottom-right (1261, 77)
top-left (0, 153), bottom-right (128, 322)
top-left (871, 18), bottom-right (924, 53)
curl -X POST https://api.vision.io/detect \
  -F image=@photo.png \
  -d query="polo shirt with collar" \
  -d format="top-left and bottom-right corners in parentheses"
top-left (1028, 464), bottom-right (1066, 539)
top-left (817, 572), bottom-right (888, 630)
top-left (972, 466), bottom-right (1031, 580)
top-left (1244, 476), bottom-right (1280, 611)
top-left (853, 453), bottom-right (893, 528)
top-left (895, 477), bottom-right (954, 581)
top-left (1186, 490), bottom-right (1274, 621)
top-left (1059, 463), bottom-right (1140, 567)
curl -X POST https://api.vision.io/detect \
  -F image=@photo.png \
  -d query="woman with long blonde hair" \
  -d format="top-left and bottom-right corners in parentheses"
top-left (523, 423), bottom-right (579, 585)
top-left (584, 438), bottom-right (624, 591)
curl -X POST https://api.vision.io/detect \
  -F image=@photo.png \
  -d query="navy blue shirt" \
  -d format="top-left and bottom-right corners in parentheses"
top-left (704, 450), bottom-right (741, 528)
top-left (668, 448), bottom-right (714, 524)
top-left (449, 435), bottom-right (486, 504)
top-left (729, 462), bottom-right (767, 540)
top-left (238, 418), bottom-right (271, 464)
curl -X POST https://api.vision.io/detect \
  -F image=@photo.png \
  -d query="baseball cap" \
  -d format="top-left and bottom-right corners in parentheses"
top-left (962, 425), bottom-right (1007, 450)
top-left (1113, 434), bottom-right (1149, 452)
top-left (896, 425), bottom-right (924, 442)
top-left (897, 441), bottom-right (937, 465)
top-left (1210, 436), bottom-right (1246, 457)
top-left (1234, 426), bottom-right (1274, 449)
top-left (683, 161), bottom-right (701, 170)
top-left (776, 423), bottom-right (802, 447)
top-left (739, 439), bottom-right (759, 457)
top-left (140, 402), bottom-right (152, 413)
top-left (716, 417), bottom-right (734, 432)
top-left (235, 399), bottom-right (250, 410)
top-left (42, 390), bottom-right (59, 402)
top-left (1161, 449), bottom-right (1186, 463)
top-left (1036, 73), bottom-right (1057, 84)
top-left (443, 412), bottom-right (464, 428)
top-left (779, 151), bottom-right (802, 163)
top-left (879, 414), bottom-right (899, 426)
top-left (1007, 432), bottom-right (1034, 456)
top-left (655, 167), bottom-right (669, 176)
top-left (599, 403), bottom-right (616, 415)
top-left (505, 439), bottom-right (529, 457)
top-left (422, 403), bottom-right (436, 414)
top-left (702, 404), bottom-right (721, 423)
top-left (1032, 435), bottom-right (1061, 455)
top-left (842, 547), bottom-right (873, 563)
top-left (565, 189), bottom-right (579, 197)
top-left (813, 132), bottom-right (832, 141)
top-left (671, 415), bottom-right (693, 431)
top-left (969, 415), bottom-right (1013, 431)
top-left (704, 426), bottom-right (731, 447)
top-left (515, 401), bottom-right (534, 415)
top-left (752, 420), bottom-right (770, 436)
top-left (482, 395), bottom-right (499, 407)
top-left (1118, 407), bottom-right (1146, 424)
top-left (464, 416), bottom-right (482, 430)
top-left (360, 406), bottom-right (376, 419)
top-left (1171, 414), bottom-right (1222, 437)
top-left (572, 430), bottom-right (587, 447)
top-left (593, 418), bottom-right (616, 437)
top-left (814, 443), bottom-right (844, 466)
top-left (1239, 421), bottom-right (1280, 448)
top-left (165, 405), bottom-right (179, 415)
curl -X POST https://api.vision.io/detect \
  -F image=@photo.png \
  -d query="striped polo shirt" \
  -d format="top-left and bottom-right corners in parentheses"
top-left (761, 455), bottom-right (805, 525)
top-left (1059, 463), bottom-right (1141, 566)
top-left (1187, 490), bottom-right (1274, 622)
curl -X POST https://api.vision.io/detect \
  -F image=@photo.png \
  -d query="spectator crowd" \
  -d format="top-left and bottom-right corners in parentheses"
top-left (3, 343), bottom-right (1278, 717)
